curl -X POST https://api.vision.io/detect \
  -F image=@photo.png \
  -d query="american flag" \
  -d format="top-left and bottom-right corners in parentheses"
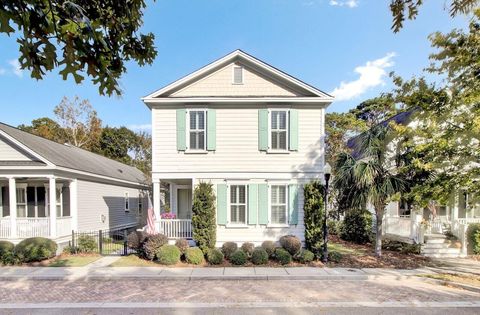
top-left (146, 192), bottom-right (157, 234)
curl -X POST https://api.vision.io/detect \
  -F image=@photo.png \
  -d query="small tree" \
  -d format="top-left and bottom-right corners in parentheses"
top-left (191, 182), bottom-right (216, 253)
top-left (303, 181), bottom-right (325, 258)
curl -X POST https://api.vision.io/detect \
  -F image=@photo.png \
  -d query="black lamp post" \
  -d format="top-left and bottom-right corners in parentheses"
top-left (322, 163), bottom-right (332, 263)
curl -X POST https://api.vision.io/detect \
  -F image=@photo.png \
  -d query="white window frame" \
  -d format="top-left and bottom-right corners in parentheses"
top-left (268, 184), bottom-right (289, 227)
top-left (268, 109), bottom-right (290, 153)
top-left (16, 184), bottom-right (28, 218)
top-left (125, 192), bottom-right (130, 212)
top-left (227, 184), bottom-right (248, 227)
top-left (45, 183), bottom-right (64, 218)
top-left (232, 65), bottom-right (244, 85)
top-left (186, 109), bottom-right (207, 153)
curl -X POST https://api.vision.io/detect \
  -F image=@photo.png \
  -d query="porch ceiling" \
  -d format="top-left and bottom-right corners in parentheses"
top-left (164, 179), bottom-right (192, 185)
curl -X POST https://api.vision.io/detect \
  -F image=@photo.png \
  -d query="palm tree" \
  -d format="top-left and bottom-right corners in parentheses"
top-left (334, 126), bottom-right (405, 256)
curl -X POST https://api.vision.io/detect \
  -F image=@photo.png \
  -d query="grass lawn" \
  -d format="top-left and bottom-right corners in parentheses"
top-left (47, 255), bottom-right (101, 267)
top-left (421, 273), bottom-right (480, 287)
top-left (109, 254), bottom-right (160, 267)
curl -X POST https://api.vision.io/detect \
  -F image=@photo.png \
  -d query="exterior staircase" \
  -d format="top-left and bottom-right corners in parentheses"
top-left (421, 234), bottom-right (463, 258)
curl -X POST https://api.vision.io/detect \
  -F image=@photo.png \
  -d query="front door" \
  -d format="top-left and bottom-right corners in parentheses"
top-left (177, 189), bottom-right (192, 219)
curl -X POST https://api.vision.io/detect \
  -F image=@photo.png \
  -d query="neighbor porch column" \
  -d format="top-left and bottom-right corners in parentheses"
top-left (8, 177), bottom-right (17, 239)
top-left (69, 179), bottom-right (78, 232)
top-left (49, 176), bottom-right (57, 238)
top-left (153, 179), bottom-right (161, 224)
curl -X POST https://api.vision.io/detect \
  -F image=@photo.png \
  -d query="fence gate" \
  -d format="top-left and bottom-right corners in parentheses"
top-left (71, 227), bottom-right (135, 256)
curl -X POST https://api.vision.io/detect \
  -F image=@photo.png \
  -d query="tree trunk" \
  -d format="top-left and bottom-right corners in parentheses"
top-left (375, 210), bottom-right (383, 257)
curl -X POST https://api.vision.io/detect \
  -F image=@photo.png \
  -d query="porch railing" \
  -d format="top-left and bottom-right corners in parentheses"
top-left (17, 218), bottom-right (50, 238)
top-left (159, 219), bottom-right (192, 239)
top-left (384, 216), bottom-right (411, 237)
top-left (0, 219), bottom-right (11, 239)
top-left (56, 217), bottom-right (72, 238)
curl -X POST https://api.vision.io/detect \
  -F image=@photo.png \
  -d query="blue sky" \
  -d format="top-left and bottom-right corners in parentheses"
top-left (0, 0), bottom-right (468, 131)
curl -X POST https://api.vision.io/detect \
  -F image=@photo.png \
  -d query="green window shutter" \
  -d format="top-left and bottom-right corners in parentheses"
top-left (258, 184), bottom-right (268, 224)
top-left (248, 184), bottom-right (258, 225)
top-left (216, 184), bottom-right (227, 225)
top-left (176, 109), bottom-right (186, 151)
top-left (207, 109), bottom-right (216, 151)
top-left (258, 109), bottom-right (268, 151)
top-left (289, 184), bottom-right (299, 225)
top-left (289, 109), bottom-right (299, 151)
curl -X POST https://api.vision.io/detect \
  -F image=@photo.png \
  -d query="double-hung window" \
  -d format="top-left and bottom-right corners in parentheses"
top-left (188, 110), bottom-right (206, 151)
top-left (230, 185), bottom-right (247, 225)
top-left (270, 110), bottom-right (288, 150)
top-left (16, 187), bottom-right (27, 217)
top-left (125, 192), bottom-right (130, 212)
top-left (270, 185), bottom-right (287, 224)
top-left (138, 193), bottom-right (143, 215)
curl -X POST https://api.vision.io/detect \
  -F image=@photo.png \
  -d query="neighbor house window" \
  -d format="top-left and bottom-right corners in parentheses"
top-left (125, 192), bottom-right (130, 212)
top-left (270, 110), bottom-right (288, 150)
top-left (46, 186), bottom-right (63, 217)
top-left (270, 185), bottom-right (287, 224)
top-left (233, 66), bottom-right (243, 84)
top-left (230, 185), bottom-right (247, 224)
top-left (188, 110), bottom-right (206, 150)
top-left (138, 193), bottom-right (143, 215)
top-left (16, 187), bottom-right (27, 217)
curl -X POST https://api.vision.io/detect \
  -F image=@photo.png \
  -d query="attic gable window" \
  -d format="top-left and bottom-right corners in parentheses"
top-left (232, 66), bottom-right (243, 84)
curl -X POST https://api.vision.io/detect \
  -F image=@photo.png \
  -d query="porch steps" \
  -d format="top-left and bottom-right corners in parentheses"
top-left (421, 234), bottom-right (462, 258)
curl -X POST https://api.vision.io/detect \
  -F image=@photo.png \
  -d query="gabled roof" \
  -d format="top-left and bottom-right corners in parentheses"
top-left (0, 122), bottom-right (147, 185)
top-left (142, 49), bottom-right (334, 102)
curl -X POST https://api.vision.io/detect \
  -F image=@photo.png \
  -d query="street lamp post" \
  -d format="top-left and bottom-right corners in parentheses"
top-left (322, 163), bottom-right (332, 263)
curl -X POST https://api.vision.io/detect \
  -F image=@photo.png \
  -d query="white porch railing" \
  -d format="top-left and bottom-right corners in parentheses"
top-left (159, 219), bottom-right (192, 239)
top-left (56, 217), bottom-right (72, 237)
top-left (457, 218), bottom-right (480, 225)
top-left (0, 219), bottom-right (11, 239)
top-left (384, 217), bottom-right (411, 237)
top-left (17, 218), bottom-right (50, 238)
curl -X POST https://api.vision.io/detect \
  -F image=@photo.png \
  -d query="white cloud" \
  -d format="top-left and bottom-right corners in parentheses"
top-left (128, 124), bottom-right (152, 132)
top-left (8, 59), bottom-right (23, 78)
top-left (330, 52), bottom-right (396, 101)
top-left (329, 0), bottom-right (359, 8)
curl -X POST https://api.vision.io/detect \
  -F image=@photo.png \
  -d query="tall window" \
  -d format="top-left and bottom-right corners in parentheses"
top-left (270, 185), bottom-right (287, 224)
top-left (125, 192), bottom-right (130, 212)
top-left (233, 66), bottom-right (243, 84)
top-left (271, 110), bottom-right (288, 150)
top-left (16, 187), bottom-right (27, 217)
top-left (230, 185), bottom-right (247, 224)
top-left (46, 186), bottom-right (63, 217)
top-left (138, 193), bottom-right (143, 215)
top-left (189, 110), bottom-right (206, 150)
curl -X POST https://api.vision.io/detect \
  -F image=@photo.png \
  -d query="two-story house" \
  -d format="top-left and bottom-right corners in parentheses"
top-left (142, 50), bottom-right (333, 245)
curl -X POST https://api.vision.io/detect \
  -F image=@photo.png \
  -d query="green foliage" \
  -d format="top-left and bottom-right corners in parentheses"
top-left (340, 209), bottom-right (373, 244)
top-left (303, 181), bottom-right (325, 257)
top-left (240, 242), bottom-right (255, 258)
top-left (467, 224), bottom-right (480, 255)
top-left (175, 239), bottom-right (190, 254)
top-left (77, 235), bottom-right (97, 253)
top-left (142, 234), bottom-right (168, 260)
top-left (206, 248), bottom-right (224, 265)
top-left (327, 220), bottom-right (341, 236)
top-left (15, 237), bottom-right (57, 263)
top-left (274, 248), bottom-right (292, 265)
top-left (185, 247), bottom-right (205, 265)
top-left (0, 0), bottom-right (157, 96)
top-left (251, 247), bottom-right (269, 265)
top-left (261, 241), bottom-right (276, 258)
top-left (18, 117), bottom-right (66, 143)
top-left (229, 250), bottom-right (247, 266)
top-left (0, 241), bottom-right (15, 265)
top-left (382, 239), bottom-right (421, 254)
top-left (350, 95), bottom-right (397, 127)
top-left (279, 235), bottom-right (302, 255)
top-left (295, 249), bottom-right (315, 263)
top-left (156, 245), bottom-right (181, 265)
top-left (221, 242), bottom-right (238, 259)
top-left (127, 231), bottom-right (147, 250)
top-left (328, 250), bottom-right (343, 263)
top-left (192, 182), bottom-right (217, 253)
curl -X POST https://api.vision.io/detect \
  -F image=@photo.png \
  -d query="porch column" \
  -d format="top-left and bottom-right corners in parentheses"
top-left (69, 179), bottom-right (78, 232)
top-left (8, 177), bottom-right (16, 238)
top-left (153, 179), bottom-right (161, 223)
top-left (49, 177), bottom-right (56, 238)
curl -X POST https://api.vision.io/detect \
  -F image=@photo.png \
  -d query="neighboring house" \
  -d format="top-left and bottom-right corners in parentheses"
top-left (142, 50), bottom-right (333, 246)
top-left (0, 122), bottom-right (148, 245)
top-left (348, 110), bottom-right (480, 257)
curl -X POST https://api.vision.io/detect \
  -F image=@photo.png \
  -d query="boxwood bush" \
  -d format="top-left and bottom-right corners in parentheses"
top-left (230, 249), bottom-right (247, 265)
top-left (279, 235), bottom-right (301, 255)
top-left (275, 247), bottom-right (292, 265)
top-left (156, 244), bottom-right (181, 265)
top-left (467, 223), bottom-right (480, 254)
top-left (339, 209), bottom-right (372, 244)
top-left (251, 247), bottom-right (268, 265)
top-left (295, 249), bottom-right (315, 263)
top-left (15, 237), bottom-right (57, 263)
top-left (206, 248), bottom-right (224, 265)
top-left (0, 241), bottom-right (15, 265)
top-left (240, 242), bottom-right (255, 258)
top-left (185, 247), bottom-right (205, 265)
top-left (221, 242), bottom-right (238, 259)
top-left (77, 235), bottom-right (97, 253)
top-left (261, 240), bottom-right (276, 258)
top-left (142, 234), bottom-right (168, 260)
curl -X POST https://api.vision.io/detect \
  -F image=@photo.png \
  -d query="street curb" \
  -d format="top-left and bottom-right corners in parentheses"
top-left (416, 276), bottom-right (480, 293)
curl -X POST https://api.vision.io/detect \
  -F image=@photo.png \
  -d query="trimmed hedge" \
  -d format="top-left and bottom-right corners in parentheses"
top-left (340, 209), bottom-right (372, 244)
top-left (467, 223), bottom-right (480, 255)
top-left (240, 242), bottom-right (255, 258)
top-left (261, 240), bottom-right (276, 257)
top-left (275, 247), bottom-right (292, 265)
top-left (251, 247), bottom-right (268, 265)
top-left (221, 242), bottom-right (238, 259)
top-left (206, 248), bottom-right (224, 265)
top-left (295, 249), bottom-right (315, 263)
top-left (143, 234), bottom-right (168, 260)
top-left (230, 249), bottom-right (247, 265)
top-left (185, 247), bottom-right (205, 265)
top-left (279, 235), bottom-right (301, 255)
top-left (77, 235), bottom-right (97, 253)
top-left (15, 237), bottom-right (57, 263)
top-left (192, 182), bottom-right (217, 253)
top-left (0, 241), bottom-right (15, 265)
top-left (156, 245), bottom-right (181, 265)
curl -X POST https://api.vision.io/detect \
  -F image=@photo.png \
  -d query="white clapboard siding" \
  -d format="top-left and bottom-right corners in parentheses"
top-left (0, 137), bottom-right (33, 161)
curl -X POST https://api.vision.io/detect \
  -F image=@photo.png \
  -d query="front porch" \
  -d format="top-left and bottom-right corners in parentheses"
top-left (0, 176), bottom-right (77, 242)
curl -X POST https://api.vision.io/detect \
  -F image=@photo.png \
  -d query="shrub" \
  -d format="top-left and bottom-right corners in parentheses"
top-left (175, 238), bottom-right (190, 254)
top-left (221, 242), bottom-right (238, 259)
top-left (192, 182), bottom-right (217, 253)
top-left (340, 209), bottom-right (373, 244)
top-left (0, 241), bottom-right (15, 265)
top-left (467, 223), bottom-right (480, 254)
top-left (382, 239), bottom-right (421, 254)
top-left (230, 249), bottom-right (247, 265)
top-left (303, 181), bottom-right (325, 257)
top-left (206, 248), bottom-right (224, 265)
top-left (275, 248), bottom-right (292, 265)
top-left (77, 235), bottom-right (97, 253)
top-left (295, 249), bottom-right (315, 263)
top-left (127, 231), bottom-right (147, 250)
top-left (327, 220), bottom-right (340, 236)
top-left (185, 247), bottom-right (205, 265)
top-left (240, 242), bottom-right (255, 258)
top-left (261, 240), bottom-right (276, 257)
top-left (143, 234), bottom-right (168, 260)
top-left (279, 235), bottom-right (301, 255)
top-left (156, 245), bottom-right (181, 265)
top-left (15, 237), bottom-right (57, 263)
top-left (251, 247), bottom-right (268, 265)
top-left (328, 250), bottom-right (343, 263)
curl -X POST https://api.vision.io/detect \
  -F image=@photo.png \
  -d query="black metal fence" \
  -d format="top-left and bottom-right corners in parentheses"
top-left (70, 227), bottom-right (136, 256)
